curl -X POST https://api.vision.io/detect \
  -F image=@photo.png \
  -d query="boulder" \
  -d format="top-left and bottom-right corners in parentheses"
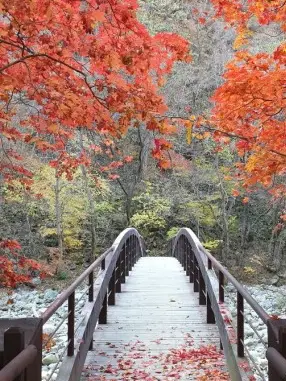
top-left (42, 354), bottom-right (58, 365)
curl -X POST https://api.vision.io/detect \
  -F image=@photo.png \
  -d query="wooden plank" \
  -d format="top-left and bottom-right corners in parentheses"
top-left (82, 257), bottom-right (226, 380)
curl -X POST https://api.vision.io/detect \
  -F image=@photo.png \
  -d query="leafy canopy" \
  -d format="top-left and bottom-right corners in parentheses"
top-left (209, 0), bottom-right (286, 195)
top-left (0, 0), bottom-right (190, 185)
top-left (0, 0), bottom-right (190, 286)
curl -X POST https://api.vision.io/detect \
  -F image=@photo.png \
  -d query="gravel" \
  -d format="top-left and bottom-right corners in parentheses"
top-left (225, 283), bottom-right (286, 380)
top-left (0, 283), bottom-right (88, 381)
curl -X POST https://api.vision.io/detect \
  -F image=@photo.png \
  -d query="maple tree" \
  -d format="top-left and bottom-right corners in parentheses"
top-left (0, 239), bottom-right (43, 287)
top-left (0, 0), bottom-right (190, 182)
top-left (0, 0), bottom-right (190, 285)
top-left (207, 0), bottom-right (286, 196)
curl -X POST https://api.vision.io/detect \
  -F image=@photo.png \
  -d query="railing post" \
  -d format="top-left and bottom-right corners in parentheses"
top-left (267, 319), bottom-right (286, 381)
top-left (189, 248), bottom-right (194, 283)
top-left (129, 236), bottom-right (133, 269)
top-left (193, 255), bottom-right (199, 292)
top-left (101, 257), bottom-right (106, 271)
top-left (219, 271), bottom-right (224, 303)
top-left (207, 292), bottom-right (215, 324)
top-left (126, 239), bottom-right (130, 276)
top-left (3, 327), bottom-right (25, 381)
top-left (183, 238), bottom-right (187, 271)
top-left (186, 243), bottom-right (190, 276)
top-left (178, 239), bottom-right (182, 264)
top-left (108, 269), bottom-right (116, 305)
top-left (121, 245), bottom-right (126, 284)
top-left (68, 291), bottom-right (75, 356)
top-left (27, 319), bottom-right (42, 381)
top-left (135, 238), bottom-right (138, 262)
top-left (199, 269), bottom-right (206, 305)
top-left (89, 271), bottom-right (94, 302)
top-left (132, 235), bottom-right (135, 268)
top-left (237, 291), bottom-right (244, 357)
top-left (168, 240), bottom-right (171, 257)
top-left (129, 236), bottom-right (133, 271)
top-left (99, 292), bottom-right (108, 324)
top-left (116, 253), bottom-right (122, 292)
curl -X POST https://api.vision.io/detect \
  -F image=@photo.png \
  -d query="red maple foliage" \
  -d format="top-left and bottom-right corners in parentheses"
top-left (0, 0), bottom-right (190, 286)
top-left (0, 239), bottom-right (45, 287)
top-left (208, 0), bottom-right (286, 195)
top-left (0, 0), bottom-right (190, 182)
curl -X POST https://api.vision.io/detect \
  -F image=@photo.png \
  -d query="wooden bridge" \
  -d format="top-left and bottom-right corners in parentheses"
top-left (0, 228), bottom-right (286, 381)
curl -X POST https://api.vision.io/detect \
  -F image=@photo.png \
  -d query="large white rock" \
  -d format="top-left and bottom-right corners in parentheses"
top-left (42, 354), bottom-right (58, 365)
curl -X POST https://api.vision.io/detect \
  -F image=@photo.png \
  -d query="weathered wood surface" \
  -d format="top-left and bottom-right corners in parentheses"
top-left (82, 257), bottom-right (226, 380)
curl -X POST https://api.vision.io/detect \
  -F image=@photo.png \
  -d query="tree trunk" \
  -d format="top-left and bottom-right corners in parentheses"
top-left (55, 175), bottom-right (64, 273)
top-left (269, 229), bottom-right (286, 272)
top-left (215, 157), bottom-right (230, 262)
top-left (81, 164), bottom-right (96, 263)
top-left (79, 130), bottom-right (96, 263)
top-left (240, 203), bottom-right (249, 258)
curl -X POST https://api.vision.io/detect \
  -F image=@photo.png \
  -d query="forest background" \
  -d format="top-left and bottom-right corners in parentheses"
top-left (0, 0), bottom-right (285, 287)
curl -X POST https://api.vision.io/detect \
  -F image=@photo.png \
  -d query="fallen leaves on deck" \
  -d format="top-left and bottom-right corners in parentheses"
top-left (82, 335), bottom-right (230, 380)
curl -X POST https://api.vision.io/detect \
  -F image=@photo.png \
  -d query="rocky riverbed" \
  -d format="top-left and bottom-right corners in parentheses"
top-left (0, 286), bottom-right (87, 381)
top-left (1, 283), bottom-right (286, 380)
top-left (225, 283), bottom-right (286, 381)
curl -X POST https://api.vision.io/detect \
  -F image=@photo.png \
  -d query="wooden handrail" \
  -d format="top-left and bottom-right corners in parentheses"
top-left (171, 227), bottom-right (286, 381)
top-left (173, 228), bottom-right (270, 323)
top-left (41, 247), bottom-right (113, 323)
top-left (267, 348), bottom-right (286, 380)
top-left (0, 228), bottom-right (145, 381)
top-left (0, 345), bottom-right (37, 381)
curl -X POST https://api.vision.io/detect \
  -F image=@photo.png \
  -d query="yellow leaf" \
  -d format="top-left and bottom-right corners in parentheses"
top-left (232, 189), bottom-right (240, 197)
top-left (47, 124), bottom-right (59, 133)
top-left (186, 122), bottom-right (193, 145)
top-left (158, 78), bottom-right (166, 87)
top-left (233, 29), bottom-right (253, 49)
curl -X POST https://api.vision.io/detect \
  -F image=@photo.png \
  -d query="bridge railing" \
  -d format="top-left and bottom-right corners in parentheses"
top-left (0, 228), bottom-right (145, 381)
top-left (172, 227), bottom-right (286, 381)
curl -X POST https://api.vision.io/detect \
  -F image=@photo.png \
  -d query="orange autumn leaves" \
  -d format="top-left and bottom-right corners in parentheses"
top-left (0, 0), bottom-right (191, 286)
top-left (0, 240), bottom-right (45, 287)
top-left (0, 0), bottom-right (191, 183)
top-left (211, 0), bottom-right (286, 31)
top-left (209, 0), bottom-right (286, 196)
top-left (211, 50), bottom-right (286, 193)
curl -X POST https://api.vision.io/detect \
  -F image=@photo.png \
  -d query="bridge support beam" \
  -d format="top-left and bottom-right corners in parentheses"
top-left (121, 245), bottom-right (126, 283)
top-left (108, 270), bottom-right (116, 305)
top-left (206, 293), bottom-right (215, 324)
top-left (193, 256), bottom-right (199, 292)
top-left (116, 254), bottom-right (122, 292)
top-left (199, 270), bottom-right (206, 305)
top-left (99, 293), bottom-right (107, 324)
top-left (267, 319), bottom-right (286, 381)
top-left (126, 239), bottom-right (130, 276)
top-left (237, 291), bottom-right (244, 357)
top-left (189, 248), bottom-right (194, 283)
top-left (0, 318), bottom-right (42, 381)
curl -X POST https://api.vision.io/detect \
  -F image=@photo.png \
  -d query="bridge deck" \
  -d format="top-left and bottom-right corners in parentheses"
top-left (82, 257), bottom-right (228, 380)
